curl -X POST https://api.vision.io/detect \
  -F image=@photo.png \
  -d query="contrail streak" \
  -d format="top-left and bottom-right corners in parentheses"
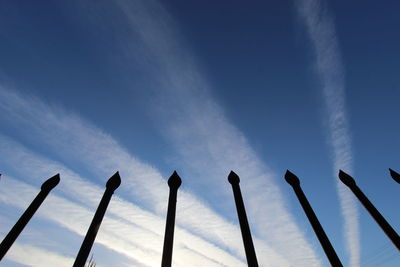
top-left (294, 0), bottom-right (360, 266)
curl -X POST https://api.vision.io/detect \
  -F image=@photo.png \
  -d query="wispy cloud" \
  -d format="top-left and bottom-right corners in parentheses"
top-left (0, 0), bottom-right (327, 265)
top-left (0, 86), bottom-right (292, 265)
top-left (295, 0), bottom-right (360, 265)
top-left (0, 133), bottom-right (248, 266)
top-left (112, 0), bottom-right (322, 265)
top-left (5, 243), bottom-right (74, 267)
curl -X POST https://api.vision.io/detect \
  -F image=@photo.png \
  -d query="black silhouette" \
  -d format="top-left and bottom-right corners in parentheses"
top-left (285, 170), bottom-right (343, 267)
top-left (161, 171), bottom-right (182, 267)
top-left (73, 172), bottom-right (121, 267)
top-left (0, 174), bottom-right (60, 260)
top-left (339, 170), bottom-right (400, 251)
top-left (228, 171), bottom-right (259, 267)
top-left (389, 168), bottom-right (400, 184)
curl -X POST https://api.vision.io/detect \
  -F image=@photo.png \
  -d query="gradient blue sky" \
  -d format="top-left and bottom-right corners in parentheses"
top-left (0, 0), bottom-right (399, 266)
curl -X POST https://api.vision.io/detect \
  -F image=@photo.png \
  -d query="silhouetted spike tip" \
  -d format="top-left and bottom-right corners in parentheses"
top-left (338, 170), bottom-right (356, 187)
top-left (228, 171), bottom-right (240, 185)
top-left (284, 170), bottom-right (300, 187)
top-left (106, 171), bottom-right (121, 191)
top-left (41, 173), bottom-right (60, 191)
top-left (389, 168), bottom-right (400, 184)
top-left (168, 171), bottom-right (182, 189)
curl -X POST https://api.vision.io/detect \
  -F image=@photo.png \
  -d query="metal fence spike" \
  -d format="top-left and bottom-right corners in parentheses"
top-left (0, 174), bottom-right (60, 260)
top-left (228, 171), bottom-right (259, 267)
top-left (285, 170), bottom-right (343, 267)
top-left (73, 172), bottom-right (121, 267)
top-left (338, 170), bottom-right (400, 251)
top-left (161, 171), bottom-right (182, 267)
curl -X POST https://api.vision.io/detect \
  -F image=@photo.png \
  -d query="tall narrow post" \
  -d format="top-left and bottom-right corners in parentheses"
top-left (73, 172), bottom-right (121, 267)
top-left (0, 174), bottom-right (60, 260)
top-left (389, 168), bottom-right (400, 184)
top-left (161, 171), bottom-right (181, 267)
top-left (285, 171), bottom-right (343, 267)
top-left (339, 170), bottom-right (400, 250)
top-left (228, 171), bottom-right (259, 267)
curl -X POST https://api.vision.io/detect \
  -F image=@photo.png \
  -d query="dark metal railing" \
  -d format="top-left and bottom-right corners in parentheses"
top-left (285, 170), bottom-right (343, 267)
top-left (339, 170), bottom-right (400, 251)
top-left (73, 172), bottom-right (121, 267)
top-left (0, 168), bottom-right (398, 266)
top-left (0, 174), bottom-right (60, 260)
top-left (228, 171), bottom-right (259, 267)
top-left (161, 171), bottom-right (182, 267)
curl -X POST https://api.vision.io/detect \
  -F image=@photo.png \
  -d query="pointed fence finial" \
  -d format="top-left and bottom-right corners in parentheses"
top-left (106, 171), bottom-right (121, 190)
top-left (161, 171), bottom-right (182, 267)
top-left (284, 170), bottom-right (343, 266)
top-left (338, 170), bottom-right (400, 251)
top-left (228, 171), bottom-right (259, 267)
top-left (73, 172), bottom-right (121, 267)
top-left (228, 170), bottom-right (240, 185)
top-left (0, 174), bottom-right (60, 260)
top-left (284, 170), bottom-right (300, 187)
top-left (168, 171), bottom-right (182, 189)
top-left (41, 173), bottom-right (60, 191)
top-left (389, 168), bottom-right (400, 184)
top-left (338, 170), bottom-right (356, 187)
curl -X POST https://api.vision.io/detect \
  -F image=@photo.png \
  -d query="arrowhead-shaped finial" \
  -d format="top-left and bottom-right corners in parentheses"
top-left (106, 172), bottom-right (121, 191)
top-left (389, 168), bottom-right (400, 184)
top-left (41, 174), bottom-right (60, 191)
top-left (338, 170), bottom-right (356, 187)
top-left (284, 170), bottom-right (300, 187)
top-left (168, 171), bottom-right (182, 189)
top-left (228, 171), bottom-right (240, 185)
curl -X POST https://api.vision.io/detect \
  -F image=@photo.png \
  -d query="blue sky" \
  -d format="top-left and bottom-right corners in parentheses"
top-left (0, 0), bottom-right (399, 266)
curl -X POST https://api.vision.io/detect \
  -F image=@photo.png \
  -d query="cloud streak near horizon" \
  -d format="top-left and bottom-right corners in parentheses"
top-left (295, 0), bottom-right (360, 266)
